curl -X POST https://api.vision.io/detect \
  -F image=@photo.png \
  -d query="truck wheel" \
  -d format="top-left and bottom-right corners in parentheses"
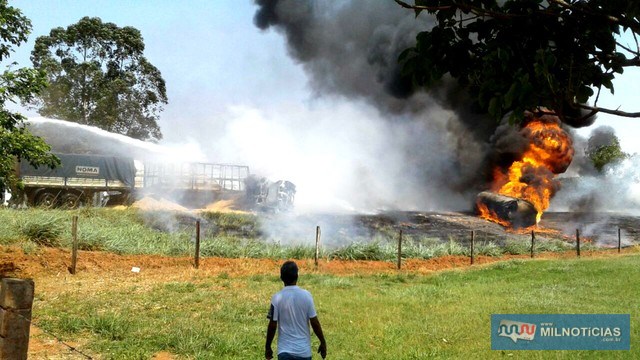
top-left (36, 191), bottom-right (58, 208)
top-left (60, 193), bottom-right (84, 209)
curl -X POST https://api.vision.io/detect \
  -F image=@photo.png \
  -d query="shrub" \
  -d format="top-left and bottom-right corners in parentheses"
top-left (476, 241), bottom-right (504, 257)
top-left (328, 242), bottom-right (393, 261)
top-left (17, 216), bottom-right (63, 247)
top-left (503, 239), bottom-right (529, 255)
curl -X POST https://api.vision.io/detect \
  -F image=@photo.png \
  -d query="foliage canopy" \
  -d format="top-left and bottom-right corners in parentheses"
top-left (0, 0), bottom-right (58, 193)
top-left (586, 132), bottom-right (628, 172)
top-left (30, 17), bottom-right (168, 141)
top-left (397, 0), bottom-right (640, 126)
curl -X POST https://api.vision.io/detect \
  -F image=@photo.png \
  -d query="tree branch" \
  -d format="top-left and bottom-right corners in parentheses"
top-left (396, 0), bottom-right (586, 21)
top-left (594, 50), bottom-right (640, 67)
top-left (536, 104), bottom-right (640, 119)
top-left (395, 0), bottom-right (453, 12)
top-left (616, 41), bottom-right (640, 57)
top-left (578, 104), bottom-right (640, 118)
top-left (397, 0), bottom-right (640, 34)
top-left (548, 0), bottom-right (640, 34)
top-left (395, 0), bottom-right (519, 20)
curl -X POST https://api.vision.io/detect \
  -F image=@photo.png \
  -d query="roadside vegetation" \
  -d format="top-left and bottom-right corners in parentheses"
top-left (0, 208), bottom-right (596, 261)
top-left (33, 255), bottom-right (640, 359)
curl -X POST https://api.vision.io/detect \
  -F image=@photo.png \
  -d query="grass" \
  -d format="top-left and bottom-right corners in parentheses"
top-left (0, 208), bottom-right (599, 261)
top-left (33, 254), bottom-right (640, 359)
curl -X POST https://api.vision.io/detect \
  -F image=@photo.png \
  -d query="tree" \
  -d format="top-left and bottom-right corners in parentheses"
top-left (30, 17), bottom-right (167, 141)
top-left (585, 127), bottom-right (628, 172)
top-left (396, 0), bottom-right (640, 127)
top-left (0, 0), bottom-right (59, 196)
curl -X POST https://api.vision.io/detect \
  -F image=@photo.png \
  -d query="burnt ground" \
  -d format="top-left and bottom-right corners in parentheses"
top-left (261, 211), bottom-right (640, 248)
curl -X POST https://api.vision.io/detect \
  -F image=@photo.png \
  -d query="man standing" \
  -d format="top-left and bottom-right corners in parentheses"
top-left (266, 261), bottom-right (327, 360)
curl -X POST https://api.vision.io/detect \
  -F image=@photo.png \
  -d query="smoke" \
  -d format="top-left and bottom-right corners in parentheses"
top-left (254, 0), bottom-right (426, 111)
top-left (206, 103), bottom-right (483, 212)
top-left (251, 0), bottom-right (497, 212)
top-left (586, 125), bottom-right (619, 152)
top-left (547, 149), bottom-right (640, 245)
top-left (552, 156), bottom-right (640, 214)
top-left (551, 125), bottom-right (640, 217)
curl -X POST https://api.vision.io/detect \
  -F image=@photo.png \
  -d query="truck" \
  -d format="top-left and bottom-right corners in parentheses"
top-left (10, 153), bottom-right (295, 211)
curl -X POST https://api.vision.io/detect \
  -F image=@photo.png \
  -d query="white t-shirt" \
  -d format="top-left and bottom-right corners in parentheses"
top-left (268, 285), bottom-right (317, 357)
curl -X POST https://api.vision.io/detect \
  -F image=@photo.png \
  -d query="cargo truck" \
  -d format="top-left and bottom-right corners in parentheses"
top-left (10, 153), bottom-right (295, 211)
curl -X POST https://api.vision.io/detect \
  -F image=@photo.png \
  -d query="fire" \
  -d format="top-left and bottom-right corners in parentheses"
top-left (476, 202), bottom-right (511, 228)
top-left (480, 115), bottom-right (574, 227)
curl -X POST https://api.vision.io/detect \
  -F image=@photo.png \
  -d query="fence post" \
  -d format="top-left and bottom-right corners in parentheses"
top-left (0, 278), bottom-right (34, 360)
top-left (576, 229), bottom-right (580, 257)
top-left (194, 220), bottom-right (201, 269)
top-left (530, 230), bottom-right (535, 259)
top-left (397, 230), bottom-right (403, 270)
top-left (618, 227), bottom-right (621, 253)
top-left (470, 230), bottom-right (475, 265)
top-left (70, 215), bottom-right (78, 275)
top-left (315, 226), bottom-right (321, 269)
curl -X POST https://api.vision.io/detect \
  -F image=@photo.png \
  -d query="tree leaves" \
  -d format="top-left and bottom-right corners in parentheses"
top-left (587, 135), bottom-right (628, 173)
top-left (0, 0), bottom-right (59, 193)
top-left (400, 0), bottom-right (640, 126)
top-left (29, 17), bottom-right (167, 142)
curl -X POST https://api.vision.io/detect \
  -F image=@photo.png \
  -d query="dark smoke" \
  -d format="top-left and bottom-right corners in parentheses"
top-left (586, 126), bottom-right (619, 154)
top-left (254, 0), bottom-right (436, 113)
top-left (253, 0), bottom-right (496, 209)
top-left (252, 1), bottom-right (604, 212)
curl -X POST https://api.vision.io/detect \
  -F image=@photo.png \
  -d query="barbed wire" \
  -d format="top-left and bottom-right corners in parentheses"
top-left (7, 308), bottom-right (93, 360)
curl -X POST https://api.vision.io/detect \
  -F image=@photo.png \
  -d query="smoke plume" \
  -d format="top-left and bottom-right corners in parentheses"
top-left (253, 0), bottom-right (496, 211)
top-left (552, 126), bottom-right (639, 214)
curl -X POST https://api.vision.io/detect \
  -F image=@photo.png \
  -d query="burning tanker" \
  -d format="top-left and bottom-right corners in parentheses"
top-left (477, 112), bottom-right (574, 228)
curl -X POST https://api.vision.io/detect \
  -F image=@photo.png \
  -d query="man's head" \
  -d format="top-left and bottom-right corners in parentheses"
top-left (280, 260), bottom-right (298, 286)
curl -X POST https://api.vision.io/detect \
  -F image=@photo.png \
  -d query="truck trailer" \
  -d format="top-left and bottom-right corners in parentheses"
top-left (11, 153), bottom-right (295, 211)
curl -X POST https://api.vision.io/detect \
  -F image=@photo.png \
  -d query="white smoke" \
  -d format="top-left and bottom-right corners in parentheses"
top-left (199, 97), bottom-right (479, 213)
top-left (551, 155), bottom-right (640, 214)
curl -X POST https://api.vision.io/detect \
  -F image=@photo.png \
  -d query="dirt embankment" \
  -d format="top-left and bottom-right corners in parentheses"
top-left (2, 245), bottom-right (638, 280)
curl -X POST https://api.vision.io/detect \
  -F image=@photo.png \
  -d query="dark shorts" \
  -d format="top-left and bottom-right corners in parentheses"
top-left (278, 353), bottom-right (312, 360)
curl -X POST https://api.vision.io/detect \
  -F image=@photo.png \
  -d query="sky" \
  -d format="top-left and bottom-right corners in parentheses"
top-left (10, 0), bottom-right (309, 142)
top-left (6, 0), bottom-right (640, 212)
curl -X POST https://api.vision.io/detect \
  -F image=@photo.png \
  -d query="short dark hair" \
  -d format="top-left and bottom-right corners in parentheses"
top-left (280, 261), bottom-right (298, 285)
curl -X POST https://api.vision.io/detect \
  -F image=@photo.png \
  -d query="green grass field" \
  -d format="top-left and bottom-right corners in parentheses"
top-left (34, 254), bottom-right (640, 359)
top-left (0, 207), bottom-right (586, 260)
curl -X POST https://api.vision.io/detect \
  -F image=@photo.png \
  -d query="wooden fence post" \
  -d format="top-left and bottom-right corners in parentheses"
top-left (70, 216), bottom-right (78, 275)
top-left (0, 278), bottom-right (34, 360)
top-left (470, 230), bottom-right (475, 265)
top-left (397, 230), bottom-right (403, 270)
top-left (194, 220), bottom-right (201, 269)
top-left (576, 229), bottom-right (580, 257)
top-left (530, 230), bottom-right (535, 259)
top-left (315, 226), bottom-right (321, 269)
top-left (618, 227), bottom-right (621, 253)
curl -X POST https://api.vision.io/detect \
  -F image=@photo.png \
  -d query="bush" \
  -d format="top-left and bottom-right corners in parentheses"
top-left (328, 242), bottom-right (393, 261)
top-left (200, 212), bottom-right (261, 237)
top-left (476, 241), bottom-right (504, 257)
top-left (503, 239), bottom-right (529, 255)
top-left (17, 216), bottom-right (63, 247)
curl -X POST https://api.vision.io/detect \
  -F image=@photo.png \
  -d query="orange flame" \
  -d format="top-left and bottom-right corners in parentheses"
top-left (480, 116), bottom-right (574, 227)
top-left (476, 202), bottom-right (511, 228)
